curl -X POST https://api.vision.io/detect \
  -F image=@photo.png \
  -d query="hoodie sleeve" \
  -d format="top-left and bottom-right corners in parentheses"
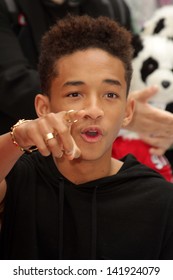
top-left (159, 194), bottom-right (173, 259)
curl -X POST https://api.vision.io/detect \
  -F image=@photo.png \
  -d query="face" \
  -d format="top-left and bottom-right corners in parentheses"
top-left (36, 48), bottom-right (133, 161)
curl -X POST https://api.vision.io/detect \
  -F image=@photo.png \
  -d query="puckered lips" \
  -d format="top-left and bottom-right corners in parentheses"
top-left (80, 126), bottom-right (103, 143)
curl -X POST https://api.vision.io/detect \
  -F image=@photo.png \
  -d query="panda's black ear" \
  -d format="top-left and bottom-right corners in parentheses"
top-left (131, 34), bottom-right (144, 58)
top-left (153, 18), bottom-right (165, 34)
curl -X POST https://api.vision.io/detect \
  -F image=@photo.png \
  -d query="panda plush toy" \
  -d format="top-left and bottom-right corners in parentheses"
top-left (140, 5), bottom-right (173, 171)
top-left (112, 33), bottom-right (173, 182)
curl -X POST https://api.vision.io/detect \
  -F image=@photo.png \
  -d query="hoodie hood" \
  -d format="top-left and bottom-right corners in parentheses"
top-left (35, 153), bottom-right (162, 189)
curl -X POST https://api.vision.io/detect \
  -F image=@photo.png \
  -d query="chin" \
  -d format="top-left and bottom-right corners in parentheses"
top-left (78, 149), bottom-right (108, 162)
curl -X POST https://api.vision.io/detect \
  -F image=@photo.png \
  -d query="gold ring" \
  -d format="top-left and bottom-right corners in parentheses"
top-left (65, 110), bottom-right (78, 123)
top-left (44, 132), bottom-right (55, 142)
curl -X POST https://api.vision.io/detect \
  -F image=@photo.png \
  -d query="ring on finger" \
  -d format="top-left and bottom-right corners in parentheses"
top-left (44, 132), bottom-right (55, 143)
top-left (65, 110), bottom-right (78, 124)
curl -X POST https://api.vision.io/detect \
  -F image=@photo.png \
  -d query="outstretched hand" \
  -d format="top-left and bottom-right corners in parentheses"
top-left (126, 86), bottom-right (173, 156)
top-left (12, 110), bottom-right (86, 160)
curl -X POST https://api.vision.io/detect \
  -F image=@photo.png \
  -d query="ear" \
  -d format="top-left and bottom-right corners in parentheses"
top-left (34, 94), bottom-right (51, 117)
top-left (122, 98), bottom-right (135, 128)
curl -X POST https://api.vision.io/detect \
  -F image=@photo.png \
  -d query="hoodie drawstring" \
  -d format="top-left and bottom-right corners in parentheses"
top-left (91, 186), bottom-right (97, 259)
top-left (58, 178), bottom-right (64, 259)
top-left (57, 179), bottom-right (98, 259)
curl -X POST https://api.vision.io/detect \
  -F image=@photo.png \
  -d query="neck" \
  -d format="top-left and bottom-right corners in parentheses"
top-left (54, 152), bottom-right (123, 185)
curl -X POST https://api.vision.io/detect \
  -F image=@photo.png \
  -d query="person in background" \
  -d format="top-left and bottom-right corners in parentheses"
top-left (124, 0), bottom-right (173, 168)
top-left (0, 14), bottom-right (173, 260)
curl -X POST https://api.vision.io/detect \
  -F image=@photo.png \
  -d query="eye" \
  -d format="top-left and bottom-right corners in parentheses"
top-left (67, 92), bottom-right (81, 98)
top-left (148, 63), bottom-right (155, 71)
top-left (105, 92), bottom-right (118, 99)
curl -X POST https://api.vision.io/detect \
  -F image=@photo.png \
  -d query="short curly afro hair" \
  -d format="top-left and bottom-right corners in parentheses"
top-left (38, 14), bottom-right (133, 96)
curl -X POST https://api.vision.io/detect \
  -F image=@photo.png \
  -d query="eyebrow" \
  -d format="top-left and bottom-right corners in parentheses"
top-left (63, 79), bottom-right (122, 87)
top-left (63, 81), bottom-right (84, 87)
top-left (103, 79), bottom-right (122, 87)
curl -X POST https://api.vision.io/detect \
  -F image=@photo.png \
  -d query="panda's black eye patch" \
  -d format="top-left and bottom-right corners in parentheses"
top-left (132, 35), bottom-right (144, 58)
top-left (153, 18), bottom-right (165, 34)
top-left (141, 57), bottom-right (158, 82)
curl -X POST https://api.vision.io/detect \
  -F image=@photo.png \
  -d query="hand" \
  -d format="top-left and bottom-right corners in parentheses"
top-left (12, 110), bottom-right (85, 160)
top-left (139, 133), bottom-right (173, 156)
top-left (126, 86), bottom-right (173, 156)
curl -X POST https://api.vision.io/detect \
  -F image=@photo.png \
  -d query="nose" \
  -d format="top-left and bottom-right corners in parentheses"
top-left (162, 80), bottom-right (170, 89)
top-left (83, 97), bottom-right (104, 120)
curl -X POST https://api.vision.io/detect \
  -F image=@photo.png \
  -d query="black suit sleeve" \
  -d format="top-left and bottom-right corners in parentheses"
top-left (0, 0), bottom-right (40, 133)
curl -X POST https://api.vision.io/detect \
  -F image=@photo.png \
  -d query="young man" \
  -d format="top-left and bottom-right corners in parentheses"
top-left (0, 15), bottom-right (173, 260)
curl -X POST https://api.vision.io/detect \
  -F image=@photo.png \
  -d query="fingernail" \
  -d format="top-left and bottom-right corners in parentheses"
top-left (64, 149), bottom-right (73, 156)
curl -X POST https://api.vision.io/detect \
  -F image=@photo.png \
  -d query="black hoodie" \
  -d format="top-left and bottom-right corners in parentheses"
top-left (1, 152), bottom-right (173, 260)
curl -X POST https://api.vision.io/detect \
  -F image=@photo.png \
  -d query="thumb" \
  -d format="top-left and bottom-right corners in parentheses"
top-left (135, 85), bottom-right (159, 103)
